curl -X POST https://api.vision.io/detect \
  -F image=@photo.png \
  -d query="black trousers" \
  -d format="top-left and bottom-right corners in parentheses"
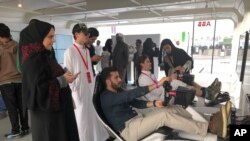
top-left (134, 60), bottom-right (141, 85)
top-left (0, 83), bottom-right (29, 133)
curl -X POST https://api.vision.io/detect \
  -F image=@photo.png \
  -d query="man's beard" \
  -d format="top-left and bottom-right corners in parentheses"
top-left (111, 81), bottom-right (121, 90)
top-left (166, 52), bottom-right (171, 55)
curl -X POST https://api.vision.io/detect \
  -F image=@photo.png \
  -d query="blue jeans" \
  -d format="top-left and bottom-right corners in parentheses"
top-left (0, 93), bottom-right (6, 112)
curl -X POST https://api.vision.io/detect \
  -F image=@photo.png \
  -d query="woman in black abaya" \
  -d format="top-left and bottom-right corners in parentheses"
top-left (159, 38), bottom-right (193, 76)
top-left (20, 20), bottom-right (79, 141)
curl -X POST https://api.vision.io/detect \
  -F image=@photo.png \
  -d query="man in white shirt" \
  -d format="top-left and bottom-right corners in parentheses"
top-left (95, 40), bottom-right (103, 73)
top-left (64, 23), bottom-right (108, 141)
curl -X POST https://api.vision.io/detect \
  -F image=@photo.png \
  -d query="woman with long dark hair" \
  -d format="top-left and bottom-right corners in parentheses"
top-left (104, 38), bottom-right (113, 66)
top-left (159, 38), bottom-right (193, 76)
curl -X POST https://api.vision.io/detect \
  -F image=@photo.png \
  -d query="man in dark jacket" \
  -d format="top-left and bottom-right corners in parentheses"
top-left (86, 27), bottom-right (102, 76)
top-left (112, 33), bottom-right (129, 89)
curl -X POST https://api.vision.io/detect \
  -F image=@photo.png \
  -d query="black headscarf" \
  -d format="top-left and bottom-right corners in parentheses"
top-left (20, 20), bottom-right (56, 111)
top-left (20, 21), bottom-right (54, 63)
top-left (104, 38), bottom-right (113, 54)
top-left (142, 38), bottom-right (154, 54)
top-left (19, 20), bottom-right (54, 47)
top-left (160, 39), bottom-right (176, 55)
top-left (159, 38), bottom-right (193, 76)
top-left (21, 20), bottom-right (79, 141)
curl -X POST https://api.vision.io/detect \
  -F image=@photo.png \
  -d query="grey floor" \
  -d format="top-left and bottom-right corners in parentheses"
top-left (0, 114), bottom-right (32, 141)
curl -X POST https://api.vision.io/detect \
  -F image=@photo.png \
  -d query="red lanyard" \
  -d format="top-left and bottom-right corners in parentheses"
top-left (73, 44), bottom-right (89, 70)
top-left (141, 72), bottom-right (158, 84)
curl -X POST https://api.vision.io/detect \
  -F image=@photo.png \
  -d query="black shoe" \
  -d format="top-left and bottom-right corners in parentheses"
top-left (206, 92), bottom-right (230, 107)
top-left (131, 83), bottom-right (136, 86)
top-left (21, 129), bottom-right (30, 136)
top-left (4, 132), bottom-right (22, 139)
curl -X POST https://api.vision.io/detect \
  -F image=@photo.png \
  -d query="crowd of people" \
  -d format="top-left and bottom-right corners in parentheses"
top-left (0, 19), bottom-right (232, 141)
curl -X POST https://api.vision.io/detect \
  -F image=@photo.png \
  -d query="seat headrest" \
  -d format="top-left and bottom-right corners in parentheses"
top-left (93, 73), bottom-right (105, 98)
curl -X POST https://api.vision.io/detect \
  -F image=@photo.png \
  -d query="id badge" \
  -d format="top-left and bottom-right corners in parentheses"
top-left (86, 72), bottom-right (92, 83)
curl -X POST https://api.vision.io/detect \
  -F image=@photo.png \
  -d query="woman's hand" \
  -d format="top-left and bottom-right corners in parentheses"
top-left (170, 72), bottom-right (177, 80)
top-left (163, 77), bottom-right (172, 82)
top-left (63, 71), bottom-right (77, 83)
top-left (149, 77), bottom-right (171, 91)
top-left (175, 65), bottom-right (185, 74)
top-left (158, 77), bottom-right (171, 86)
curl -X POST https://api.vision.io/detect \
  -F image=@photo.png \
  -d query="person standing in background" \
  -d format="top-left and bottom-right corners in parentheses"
top-left (0, 23), bottom-right (29, 139)
top-left (142, 38), bottom-right (160, 74)
top-left (64, 23), bottom-right (109, 141)
top-left (126, 45), bottom-right (136, 85)
top-left (159, 38), bottom-right (193, 76)
top-left (133, 39), bottom-right (143, 86)
top-left (86, 27), bottom-right (102, 76)
top-left (112, 33), bottom-right (129, 89)
top-left (95, 40), bottom-right (103, 73)
top-left (101, 46), bottom-right (111, 69)
top-left (95, 40), bottom-right (102, 56)
top-left (20, 20), bottom-right (79, 141)
top-left (103, 38), bottom-right (113, 66)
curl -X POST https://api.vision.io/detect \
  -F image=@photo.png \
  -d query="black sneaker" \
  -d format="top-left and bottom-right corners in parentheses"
top-left (21, 129), bottom-right (30, 136)
top-left (4, 132), bottom-right (22, 139)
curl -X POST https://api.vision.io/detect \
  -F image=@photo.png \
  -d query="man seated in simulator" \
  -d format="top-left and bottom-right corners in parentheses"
top-left (100, 67), bottom-right (231, 141)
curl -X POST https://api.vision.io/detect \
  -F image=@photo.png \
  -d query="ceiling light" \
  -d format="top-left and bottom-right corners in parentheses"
top-left (18, 0), bottom-right (22, 8)
top-left (18, 3), bottom-right (22, 8)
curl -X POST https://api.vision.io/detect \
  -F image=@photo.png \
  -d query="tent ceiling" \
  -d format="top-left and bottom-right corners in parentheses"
top-left (0, 0), bottom-right (247, 27)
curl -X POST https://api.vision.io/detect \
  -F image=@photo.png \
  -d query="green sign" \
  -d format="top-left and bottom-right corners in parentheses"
top-left (182, 32), bottom-right (185, 42)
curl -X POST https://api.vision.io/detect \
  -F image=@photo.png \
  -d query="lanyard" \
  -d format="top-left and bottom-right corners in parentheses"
top-left (73, 44), bottom-right (89, 70)
top-left (141, 72), bottom-right (158, 84)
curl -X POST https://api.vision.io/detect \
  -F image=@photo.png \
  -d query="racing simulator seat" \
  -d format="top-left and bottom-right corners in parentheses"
top-left (93, 73), bottom-right (217, 141)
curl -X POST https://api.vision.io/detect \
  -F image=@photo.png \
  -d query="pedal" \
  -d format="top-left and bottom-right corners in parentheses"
top-left (231, 107), bottom-right (236, 125)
